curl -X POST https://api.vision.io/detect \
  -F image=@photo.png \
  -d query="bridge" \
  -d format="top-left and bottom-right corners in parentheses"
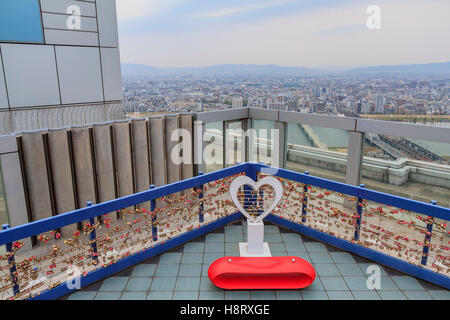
top-left (298, 124), bottom-right (328, 150)
top-left (379, 135), bottom-right (445, 163)
top-left (365, 133), bottom-right (445, 163)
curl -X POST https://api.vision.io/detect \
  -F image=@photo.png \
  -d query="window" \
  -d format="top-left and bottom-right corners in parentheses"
top-left (0, 0), bottom-right (44, 43)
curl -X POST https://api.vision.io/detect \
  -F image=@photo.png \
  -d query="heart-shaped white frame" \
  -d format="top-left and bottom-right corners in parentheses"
top-left (230, 176), bottom-right (283, 223)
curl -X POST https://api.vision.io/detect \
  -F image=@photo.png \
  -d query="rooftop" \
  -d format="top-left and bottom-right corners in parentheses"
top-left (0, 162), bottom-right (448, 300)
top-left (62, 220), bottom-right (449, 301)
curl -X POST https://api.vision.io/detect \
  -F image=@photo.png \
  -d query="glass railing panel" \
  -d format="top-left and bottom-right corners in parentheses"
top-left (204, 121), bottom-right (224, 173)
top-left (285, 123), bottom-right (349, 182)
top-left (225, 121), bottom-right (244, 167)
top-left (361, 134), bottom-right (450, 207)
top-left (251, 119), bottom-right (275, 165)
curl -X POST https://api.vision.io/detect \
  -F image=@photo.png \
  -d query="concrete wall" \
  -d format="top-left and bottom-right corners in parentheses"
top-left (0, 115), bottom-right (196, 239)
top-left (0, 0), bottom-right (123, 135)
top-left (286, 144), bottom-right (450, 189)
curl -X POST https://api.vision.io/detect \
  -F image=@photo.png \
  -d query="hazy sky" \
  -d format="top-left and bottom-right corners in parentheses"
top-left (116, 0), bottom-right (450, 68)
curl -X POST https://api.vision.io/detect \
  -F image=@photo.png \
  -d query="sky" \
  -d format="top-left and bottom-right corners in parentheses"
top-left (116, 0), bottom-right (450, 69)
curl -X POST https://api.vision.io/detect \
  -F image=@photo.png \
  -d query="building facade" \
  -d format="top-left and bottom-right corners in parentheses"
top-left (376, 95), bottom-right (385, 113)
top-left (0, 0), bottom-right (124, 135)
top-left (232, 96), bottom-right (243, 108)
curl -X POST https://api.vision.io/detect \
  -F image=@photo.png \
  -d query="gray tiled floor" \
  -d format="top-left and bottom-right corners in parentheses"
top-left (63, 220), bottom-right (449, 300)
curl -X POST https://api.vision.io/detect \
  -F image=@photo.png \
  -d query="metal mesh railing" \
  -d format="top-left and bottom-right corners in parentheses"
top-left (257, 166), bottom-right (450, 280)
top-left (0, 163), bottom-right (448, 299)
top-left (0, 167), bottom-right (245, 300)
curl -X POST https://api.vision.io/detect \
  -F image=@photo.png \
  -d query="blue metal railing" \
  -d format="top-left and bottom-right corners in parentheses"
top-left (253, 163), bottom-right (449, 221)
top-left (0, 162), bottom-right (448, 299)
top-left (0, 163), bottom-right (248, 300)
top-left (254, 163), bottom-right (450, 289)
top-left (0, 163), bottom-right (249, 246)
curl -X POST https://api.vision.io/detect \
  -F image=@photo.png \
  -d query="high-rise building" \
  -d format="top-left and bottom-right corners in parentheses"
top-left (232, 96), bottom-right (243, 108)
top-left (0, 0), bottom-right (124, 135)
top-left (376, 95), bottom-right (385, 113)
top-left (356, 102), bottom-right (362, 114)
top-left (313, 87), bottom-right (321, 97)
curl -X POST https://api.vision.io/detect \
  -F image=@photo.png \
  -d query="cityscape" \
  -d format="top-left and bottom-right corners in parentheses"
top-left (122, 63), bottom-right (450, 165)
top-left (122, 63), bottom-right (450, 119)
top-left (0, 0), bottom-right (448, 303)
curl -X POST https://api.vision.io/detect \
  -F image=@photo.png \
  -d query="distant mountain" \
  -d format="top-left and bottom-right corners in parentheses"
top-left (121, 63), bottom-right (323, 77)
top-left (121, 61), bottom-right (450, 77)
top-left (121, 63), bottom-right (160, 77)
top-left (347, 62), bottom-right (450, 75)
top-left (181, 64), bottom-right (321, 75)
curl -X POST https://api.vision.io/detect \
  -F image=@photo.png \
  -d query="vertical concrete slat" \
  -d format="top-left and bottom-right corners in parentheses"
top-left (20, 131), bottom-right (54, 223)
top-left (149, 118), bottom-right (166, 187)
top-left (131, 119), bottom-right (150, 210)
top-left (194, 119), bottom-right (206, 174)
top-left (47, 129), bottom-right (77, 236)
top-left (71, 126), bottom-right (97, 217)
top-left (93, 123), bottom-right (117, 223)
top-left (113, 121), bottom-right (134, 210)
top-left (0, 135), bottom-right (32, 250)
top-left (165, 116), bottom-right (181, 184)
top-left (179, 114), bottom-right (194, 180)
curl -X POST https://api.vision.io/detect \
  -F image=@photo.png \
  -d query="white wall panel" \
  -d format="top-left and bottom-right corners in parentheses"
top-left (96, 0), bottom-right (119, 47)
top-left (55, 46), bottom-right (104, 104)
top-left (101, 48), bottom-right (122, 101)
top-left (44, 29), bottom-right (99, 46)
top-left (42, 13), bottom-right (98, 32)
top-left (1, 44), bottom-right (60, 108)
top-left (40, 0), bottom-right (97, 17)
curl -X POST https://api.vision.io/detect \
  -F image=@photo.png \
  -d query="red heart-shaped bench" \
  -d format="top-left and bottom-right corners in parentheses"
top-left (208, 256), bottom-right (316, 290)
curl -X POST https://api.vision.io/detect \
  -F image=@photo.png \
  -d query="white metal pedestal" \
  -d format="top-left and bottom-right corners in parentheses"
top-left (239, 221), bottom-right (272, 257)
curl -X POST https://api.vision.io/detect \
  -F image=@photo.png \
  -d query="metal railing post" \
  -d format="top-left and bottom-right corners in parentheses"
top-left (354, 184), bottom-right (365, 241)
top-left (223, 121), bottom-right (228, 168)
top-left (274, 121), bottom-right (286, 168)
top-left (258, 162), bottom-right (264, 216)
top-left (197, 172), bottom-right (204, 223)
top-left (301, 172), bottom-right (310, 223)
top-left (2, 224), bottom-right (19, 296)
top-left (421, 200), bottom-right (436, 266)
top-left (345, 131), bottom-right (365, 186)
top-left (150, 185), bottom-right (157, 241)
top-left (243, 118), bottom-right (251, 163)
top-left (86, 202), bottom-right (98, 264)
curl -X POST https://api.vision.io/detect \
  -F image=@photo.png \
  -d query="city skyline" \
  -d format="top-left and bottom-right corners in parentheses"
top-left (116, 0), bottom-right (450, 68)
